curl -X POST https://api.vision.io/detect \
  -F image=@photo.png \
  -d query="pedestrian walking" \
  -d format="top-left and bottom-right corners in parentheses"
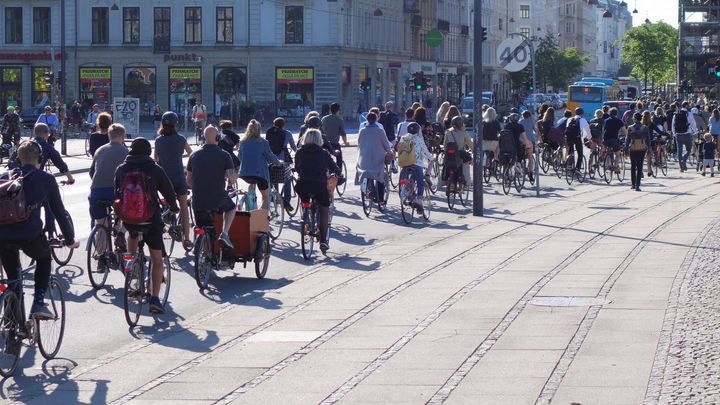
top-left (626, 112), bottom-right (650, 191)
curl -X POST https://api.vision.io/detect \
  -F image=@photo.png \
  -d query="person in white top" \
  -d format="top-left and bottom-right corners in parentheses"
top-left (192, 96), bottom-right (207, 140)
top-left (671, 101), bottom-right (698, 172)
top-left (566, 107), bottom-right (590, 171)
top-left (398, 122), bottom-right (432, 212)
top-left (395, 108), bottom-right (415, 143)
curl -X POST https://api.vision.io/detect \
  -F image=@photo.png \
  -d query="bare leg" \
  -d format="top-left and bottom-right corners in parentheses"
top-left (260, 189), bottom-right (270, 210)
top-left (149, 248), bottom-right (163, 296)
top-left (178, 195), bottom-right (189, 241)
top-left (222, 209), bottom-right (234, 236)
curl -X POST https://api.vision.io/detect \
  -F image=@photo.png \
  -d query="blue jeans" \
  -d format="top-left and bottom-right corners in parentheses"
top-left (676, 133), bottom-right (693, 163)
top-left (282, 178), bottom-right (292, 203)
top-left (401, 165), bottom-right (425, 198)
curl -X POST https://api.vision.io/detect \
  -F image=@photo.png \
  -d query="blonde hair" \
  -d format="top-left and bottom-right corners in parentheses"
top-left (641, 111), bottom-right (652, 126)
top-left (242, 119), bottom-right (262, 141)
top-left (108, 123), bottom-right (125, 140)
top-left (705, 132), bottom-right (713, 141)
top-left (302, 129), bottom-right (324, 147)
top-left (483, 107), bottom-right (497, 122)
top-left (594, 109), bottom-right (603, 120)
top-left (436, 101), bottom-right (451, 123)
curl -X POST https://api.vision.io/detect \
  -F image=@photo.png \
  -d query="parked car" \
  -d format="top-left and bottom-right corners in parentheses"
top-left (461, 95), bottom-right (492, 129)
top-left (545, 94), bottom-right (564, 110)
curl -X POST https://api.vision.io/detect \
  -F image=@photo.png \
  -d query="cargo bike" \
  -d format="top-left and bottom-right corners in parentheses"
top-left (192, 189), bottom-right (271, 290)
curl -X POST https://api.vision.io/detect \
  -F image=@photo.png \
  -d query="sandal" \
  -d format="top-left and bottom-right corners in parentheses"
top-left (182, 240), bottom-right (194, 252)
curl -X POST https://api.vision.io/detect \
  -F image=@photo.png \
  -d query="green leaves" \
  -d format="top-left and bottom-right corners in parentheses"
top-left (620, 22), bottom-right (678, 88)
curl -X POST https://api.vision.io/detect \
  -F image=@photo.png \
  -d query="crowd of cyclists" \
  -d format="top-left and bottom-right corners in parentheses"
top-left (0, 92), bottom-right (717, 326)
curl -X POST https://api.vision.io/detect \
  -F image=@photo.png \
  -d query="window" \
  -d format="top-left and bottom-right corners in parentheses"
top-left (520, 5), bottom-right (530, 19)
top-left (565, 22), bottom-right (573, 34)
top-left (603, 40), bottom-right (608, 54)
top-left (123, 7), bottom-right (140, 44)
top-left (285, 6), bottom-right (304, 44)
top-left (520, 27), bottom-right (530, 38)
top-left (216, 7), bottom-right (233, 43)
top-left (124, 67), bottom-right (156, 116)
top-left (33, 7), bottom-right (51, 44)
top-left (92, 8), bottom-right (109, 44)
top-left (32, 67), bottom-right (50, 106)
top-left (154, 7), bottom-right (171, 53)
top-left (5, 8), bottom-right (22, 44)
top-left (565, 3), bottom-right (574, 16)
top-left (185, 7), bottom-right (202, 44)
top-left (499, 18), bottom-right (503, 31)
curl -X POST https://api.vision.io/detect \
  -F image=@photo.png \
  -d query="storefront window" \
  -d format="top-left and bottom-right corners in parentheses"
top-left (125, 66), bottom-right (156, 116)
top-left (32, 67), bottom-right (50, 107)
top-left (79, 67), bottom-right (112, 111)
top-left (214, 66), bottom-right (246, 124)
top-left (168, 67), bottom-right (201, 117)
top-left (0, 68), bottom-right (22, 114)
top-left (275, 67), bottom-right (314, 118)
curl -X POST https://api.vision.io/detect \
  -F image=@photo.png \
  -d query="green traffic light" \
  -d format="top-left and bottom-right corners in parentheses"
top-left (715, 71), bottom-right (720, 78)
top-left (416, 84), bottom-right (422, 90)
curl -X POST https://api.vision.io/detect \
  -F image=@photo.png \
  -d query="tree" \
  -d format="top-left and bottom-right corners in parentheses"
top-left (620, 22), bottom-right (678, 90)
top-left (534, 35), bottom-right (589, 92)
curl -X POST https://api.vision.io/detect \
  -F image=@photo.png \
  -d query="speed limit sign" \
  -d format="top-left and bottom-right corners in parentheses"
top-left (497, 37), bottom-right (530, 73)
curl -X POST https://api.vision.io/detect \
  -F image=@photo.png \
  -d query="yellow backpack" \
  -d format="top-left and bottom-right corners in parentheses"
top-left (397, 135), bottom-right (417, 167)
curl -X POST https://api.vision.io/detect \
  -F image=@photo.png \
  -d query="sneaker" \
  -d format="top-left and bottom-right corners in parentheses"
top-left (149, 296), bottom-right (165, 314)
top-left (320, 242), bottom-right (329, 254)
top-left (528, 173), bottom-right (535, 184)
top-left (636, 187), bottom-right (642, 192)
top-left (218, 232), bottom-right (234, 250)
top-left (30, 302), bottom-right (54, 320)
top-left (702, 172), bottom-right (707, 177)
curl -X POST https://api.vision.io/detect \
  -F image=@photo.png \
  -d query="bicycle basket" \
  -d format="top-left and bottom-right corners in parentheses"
top-left (269, 165), bottom-right (292, 184)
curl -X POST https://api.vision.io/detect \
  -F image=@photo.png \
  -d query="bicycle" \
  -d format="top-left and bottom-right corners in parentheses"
top-left (122, 232), bottom-right (172, 327)
top-left (666, 135), bottom-right (677, 162)
top-left (159, 198), bottom-right (192, 257)
top-left (586, 140), bottom-right (605, 180)
top-left (86, 200), bottom-right (127, 290)
top-left (336, 160), bottom-right (348, 197)
top-left (269, 165), bottom-right (293, 240)
top-left (359, 171), bottom-right (389, 217)
top-left (648, 135), bottom-right (668, 177)
top-left (483, 150), bottom-right (499, 184)
top-left (564, 147), bottom-right (587, 186)
top-left (45, 185), bottom-right (75, 266)
top-left (398, 167), bottom-right (432, 224)
top-left (444, 151), bottom-right (470, 210)
top-left (194, 121), bottom-right (205, 146)
top-left (299, 189), bottom-right (336, 260)
top-left (602, 148), bottom-right (626, 184)
top-left (0, 264), bottom-right (65, 377)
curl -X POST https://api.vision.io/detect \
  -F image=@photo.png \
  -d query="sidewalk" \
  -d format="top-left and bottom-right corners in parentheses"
top-left (18, 172), bottom-right (720, 404)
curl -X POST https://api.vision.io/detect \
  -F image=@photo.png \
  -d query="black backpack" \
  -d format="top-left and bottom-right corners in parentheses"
top-left (565, 117), bottom-right (581, 139)
top-left (589, 120), bottom-right (602, 138)
top-left (674, 110), bottom-right (689, 133)
top-left (266, 127), bottom-right (286, 156)
top-left (628, 124), bottom-right (648, 152)
top-left (498, 128), bottom-right (517, 163)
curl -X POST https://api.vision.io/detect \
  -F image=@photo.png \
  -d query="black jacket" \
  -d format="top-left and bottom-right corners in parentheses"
top-left (295, 144), bottom-right (341, 183)
top-left (114, 155), bottom-right (179, 216)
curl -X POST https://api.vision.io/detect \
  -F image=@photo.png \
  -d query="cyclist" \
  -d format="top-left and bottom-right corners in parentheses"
top-left (672, 101), bottom-right (697, 172)
top-left (238, 119), bottom-right (282, 210)
top-left (86, 104), bottom-right (101, 132)
top-left (538, 107), bottom-right (557, 148)
top-left (565, 108), bottom-right (590, 173)
top-left (709, 108), bottom-right (720, 155)
top-left (503, 113), bottom-right (534, 183)
top-left (36, 106), bottom-right (60, 143)
top-left (643, 111), bottom-right (662, 177)
top-left (321, 103), bottom-right (350, 162)
top-left (192, 96), bottom-right (207, 141)
top-left (626, 112), bottom-right (650, 191)
top-left (483, 107), bottom-right (502, 157)
top-left (115, 138), bottom-right (178, 314)
top-left (87, 112), bottom-right (112, 156)
top-left (397, 122), bottom-right (432, 212)
top-left (299, 111), bottom-right (320, 142)
top-left (556, 110), bottom-right (572, 131)
top-left (396, 108), bottom-right (415, 141)
top-left (378, 101), bottom-right (400, 145)
top-left (294, 129), bottom-right (342, 253)
top-left (187, 126), bottom-right (237, 249)
top-left (443, 116), bottom-right (473, 184)
top-left (89, 123), bottom-right (128, 246)
top-left (443, 105), bottom-right (461, 135)
top-left (154, 111), bottom-right (193, 251)
top-left (602, 108), bottom-right (627, 173)
top-left (266, 117), bottom-right (297, 210)
top-left (218, 120), bottom-right (241, 169)
top-left (0, 141), bottom-right (79, 320)
top-left (357, 112), bottom-right (392, 205)
top-left (436, 101), bottom-right (451, 129)
top-left (1, 106), bottom-right (21, 146)
top-left (519, 110), bottom-right (537, 178)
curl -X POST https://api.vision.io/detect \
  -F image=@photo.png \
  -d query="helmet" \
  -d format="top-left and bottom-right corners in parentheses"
top-left (307, 116), bottom-right (321, 128)
top-left (6, 106), bottom-right (14, 113)
top-left (450, 116), bottom-right (464, 129)
top-left (508, 113), bottom-right (520, 122)
top-left (574, 107), bottom-right (584, 116)
top-left (161, 111), bottom-right (178, 127)
top-left (407, 122), bottom-right (420, 134)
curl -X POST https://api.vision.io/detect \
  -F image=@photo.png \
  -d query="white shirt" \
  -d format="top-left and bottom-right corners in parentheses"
top-left (396, 120), bottom-right (412, 140)
top-left (671, 108), bottom-right (698, 135)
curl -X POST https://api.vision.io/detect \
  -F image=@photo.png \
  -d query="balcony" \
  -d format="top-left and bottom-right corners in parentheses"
top-left (154, 37), bottom-right (170, 54)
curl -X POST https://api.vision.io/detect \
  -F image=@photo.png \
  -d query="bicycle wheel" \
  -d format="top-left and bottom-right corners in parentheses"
top-left (483, 153), bottom-right (492, 183)
top-left (603, 154), bottom-right (613, 184)
top-left (86, 225), bottom-right (111, 290)
top-left (540, 148), bottom-right (550, 174)
top-left (301, 208), bottom-right (315, 260)
top-left (565, 157), bottom-right (575, 186)
top-left (578, 156), bottom-right (587, 183)
top-left (428, 161), bottom-right (439, 194)
top-left (51, 211), bottom-right (74, 266)
top-left (388, 164), bottom-right (398, 190)
top-left (151, 254), bottom-right (172, 307)
top-left (162, 220), bottom-right (175, 258)
top-left (284, 177), bottom-right (300, 218)
top-left (193, 234), bottom-right (213, 290)
top-left (37, 277), bottom-right (66, 359)
top-left (399, 180), bottom-right (414, 225)
top-left (336, 161), bottom-right (348, 197)
top-left (446, 176), bottom-right (456, 210)
top-left (0, 290), bottom-right (20, 377)
top-left (360, 179), bottom-right (373, 217)
top-left (618, 153), bottom-right (626, 181)
top-left (123, 259), bottom-right (144, 327)
top-left (254, 233), bottom-right (271, 279)
top-left (459, 181), bottom-right (470, 207)
top-left (514, 162), bottom-right (526, 193)
top-left (268, 185), bottom-right (285, 240)
top-left (660, 150), bottom-right (668, 176)
top-left (502, 164), bottom-right (512, 195)
top-left (588, 153), bottom-right (596, 180)
top-left (554, 152), bottom-right (564, 179)
top-left (421, 188), bottom-right (432, 220)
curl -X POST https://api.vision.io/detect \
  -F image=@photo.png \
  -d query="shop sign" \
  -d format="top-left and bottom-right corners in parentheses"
top-left (169, 67), bottom-right (201, 82)
top-left (0, 52), bottom-right (62, 61)
top-left (437, 67), bottom-right (457, 75)
top-left (276, 67), bottom-right (313, 84)
top-left (80, 68), bottom-right (111, 82)
top-left (389, 61), bottom-right (402, 68)
top-left (112, 97), bottom-right (140, 136)
top-left (410, 62), bottom-right (436, 75)
top-left (163, 53), bottom-right (203, 63)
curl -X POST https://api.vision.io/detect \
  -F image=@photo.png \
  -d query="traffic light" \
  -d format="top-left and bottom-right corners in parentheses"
top-left (525, 80), bottom-right (534, 92)
top-left (481, 27), bottom-right (488, 42)
top-left (412, 72), bottom-right (425, 91)
top-left (360, 78), bottom-right (372, 92)
top-left (43, 71), bottom-right (54, 87)
top-left (714, 61), bottom-right (720, 78)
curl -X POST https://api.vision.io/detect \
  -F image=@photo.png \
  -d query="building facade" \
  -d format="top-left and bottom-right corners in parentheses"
top-left (594, 0), bottom-right (632, 78)
top-left (678, 0), bottom-right (720, 96)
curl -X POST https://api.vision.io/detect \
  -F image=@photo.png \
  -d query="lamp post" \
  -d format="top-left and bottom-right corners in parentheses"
top-left (60, 0), bottom-right (67, 155)
top-left (472, 0), bottom-right (484, 216)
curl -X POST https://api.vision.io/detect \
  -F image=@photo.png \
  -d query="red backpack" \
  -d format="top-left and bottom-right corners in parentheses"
top-left (115, 170), bottom-right (154, 225)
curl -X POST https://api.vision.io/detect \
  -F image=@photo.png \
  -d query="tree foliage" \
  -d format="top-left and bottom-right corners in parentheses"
top-left (620, 22), bottom-right (678, 88)
top-left (534, 35), bottom-right (589, 91)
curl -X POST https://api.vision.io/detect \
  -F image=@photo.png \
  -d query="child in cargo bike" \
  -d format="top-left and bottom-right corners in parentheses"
top-left (294, 129), bottom-right (343, 254)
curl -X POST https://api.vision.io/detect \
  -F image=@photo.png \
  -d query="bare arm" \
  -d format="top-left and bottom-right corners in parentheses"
top-left (186, 170), bottom-right (193, 188)
top-left (225, 168), bottom-right (238, 184)
top-left (184, 141), bottom-right (193, 156)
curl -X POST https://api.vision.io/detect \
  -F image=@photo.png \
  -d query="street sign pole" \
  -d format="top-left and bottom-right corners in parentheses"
top-left (60, 0), bottom-right (67, 155)
top-left (472, 0), bottom-right (483, 216)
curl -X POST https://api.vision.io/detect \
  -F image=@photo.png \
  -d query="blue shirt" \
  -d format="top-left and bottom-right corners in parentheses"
top-left (0, 164), bottom-right (75, 242)
top-left (36, 113), bottom-right (60, 132)
top-left (155, 133), bottom-right (188, 182)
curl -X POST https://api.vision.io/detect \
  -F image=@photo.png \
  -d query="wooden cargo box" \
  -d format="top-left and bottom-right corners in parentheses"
top-left (213, 209), bottom-right (269, 257)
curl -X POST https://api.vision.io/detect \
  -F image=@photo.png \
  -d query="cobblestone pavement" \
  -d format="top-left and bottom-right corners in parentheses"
top-left (647, 219), bottom-right (720, 404)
